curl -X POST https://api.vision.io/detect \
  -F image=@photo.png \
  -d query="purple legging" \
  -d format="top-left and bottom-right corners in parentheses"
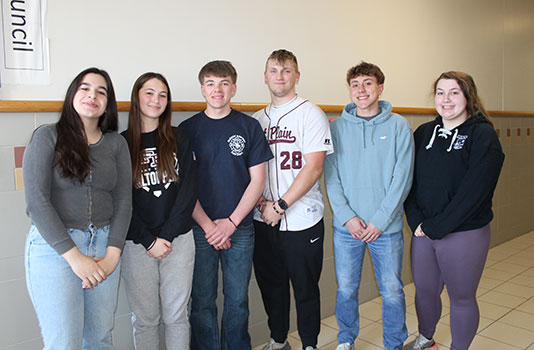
top-left (411, 225), bottom-right (490, 350)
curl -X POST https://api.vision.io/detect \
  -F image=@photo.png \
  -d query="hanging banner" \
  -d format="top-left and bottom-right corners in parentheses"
top-left (1, 0), bottom-right (50, 85)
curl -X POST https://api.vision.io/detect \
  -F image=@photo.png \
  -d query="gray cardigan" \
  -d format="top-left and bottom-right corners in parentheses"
top-left (23, 124), bottom-right (132, 255)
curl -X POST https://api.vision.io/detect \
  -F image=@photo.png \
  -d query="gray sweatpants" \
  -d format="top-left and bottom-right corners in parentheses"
top-left (121, 231), bottom-right (195, 350)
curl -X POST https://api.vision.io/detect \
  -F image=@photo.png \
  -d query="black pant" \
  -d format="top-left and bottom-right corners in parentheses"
top-left (253, 219), bottom-right (324, 348)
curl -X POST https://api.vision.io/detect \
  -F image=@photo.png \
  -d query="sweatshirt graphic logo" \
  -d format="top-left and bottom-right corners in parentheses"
top-left (228, 135), bottom-right (246, 156)
top-left (264, 126), bottom-right (297, 145)
top-left (140, 147), bottom-right (178, 197)
top-left (454, 135), bottom-right (468, 150)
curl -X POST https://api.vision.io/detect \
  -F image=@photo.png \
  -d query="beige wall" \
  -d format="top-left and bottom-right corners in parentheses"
top-left (1, 1), bottom-right (533, 111)
top-left (1, 0), bottom-right (533, 349)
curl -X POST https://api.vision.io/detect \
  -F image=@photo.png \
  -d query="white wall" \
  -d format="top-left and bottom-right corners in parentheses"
top-left (1, 1), bottom-right (533, 349)
top-left (1, 0), bottom-right (533, 111)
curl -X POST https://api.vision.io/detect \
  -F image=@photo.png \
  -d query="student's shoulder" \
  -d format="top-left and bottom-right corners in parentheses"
top-left (173, 126), bottom-right (191, 141)
top-left (29, 123), bottom-right (57, 147)
top-left (414, 118), bottom-right (438, 133)
top-left (388, 112), bottom-right (412, 130)
top-left (103, 129), bottom-right (122, 139)
top-left (231, 109), bottom-right (262, 126)
top-left (251, 107), bottom-right (267, 120)
top-left (179, 112), bottom-right (204, 129)
top-left (33, 123), bottom-right (57, 138)
top-left (296, 98), bottom-right (325, 116)
top-left (231, 109), bottom-right (253, 119)
top-left (103, 130), bottom-right (129, 150)
top-left (470, 121), bottom-right (500, 146)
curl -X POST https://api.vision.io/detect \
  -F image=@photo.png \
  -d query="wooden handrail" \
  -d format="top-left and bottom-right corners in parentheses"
top-left (1, 100), bottom-right (533, 117)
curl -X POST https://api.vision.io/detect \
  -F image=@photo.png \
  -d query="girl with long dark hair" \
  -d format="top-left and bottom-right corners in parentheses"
top-left (121, 72), bottom-right (197, 350)
top-left (23, 67), bottom-right (132, 349)
top-left (404, 71), bottom-right (504, 350)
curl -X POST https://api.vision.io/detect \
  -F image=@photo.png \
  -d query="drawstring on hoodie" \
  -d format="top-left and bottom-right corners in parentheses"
top-left (425, 125), bottom-right (458, 152)
top-left (425, 125), bottom-right (440, 150)
top-left (445, 129), bottom-right (458, 152)
top-left (361, 125), bottom-right (366, 148)
top-left (359, 122), bottom-right (377, 149)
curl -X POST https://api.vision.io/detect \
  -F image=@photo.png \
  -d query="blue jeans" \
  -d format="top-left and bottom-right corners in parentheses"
top-left (334, 226), bottom-right (407, 350)
top-left (190, 224), bottom-right (254, 350)
top-left (25, 224), bottom-right (120, 350)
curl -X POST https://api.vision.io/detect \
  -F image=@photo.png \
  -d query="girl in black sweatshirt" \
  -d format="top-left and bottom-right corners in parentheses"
top-left (404, 72), bottom-right (504, 350)
top-left (121, 73), bottom-right (197, 350)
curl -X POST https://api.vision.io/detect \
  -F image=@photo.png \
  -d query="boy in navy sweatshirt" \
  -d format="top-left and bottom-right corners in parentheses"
top-left (180, 61), bottom-right (273, 350)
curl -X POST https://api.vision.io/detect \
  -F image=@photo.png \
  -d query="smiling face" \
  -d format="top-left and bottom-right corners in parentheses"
top-left (264, 59), bottom-right (300, 105)
top-left (435, 78), bottom-right (468, 129)
top-left (349, 74), bottom-right (383, 117)
top-left (138, 78), bottom-right (169, 131)
top-left (200, 75), bottom-right (236, 116)
top-left (72, 73), bottom-right (108, 123)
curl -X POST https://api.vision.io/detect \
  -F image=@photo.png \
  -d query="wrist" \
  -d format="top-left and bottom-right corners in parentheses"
top-left (277, 198), bottom-right (289, 211)
top-left (201, 221), bottom-right (216, 233)
top-left (146, 238), bottom-right (157, 251)
top-left (228, 216), bottom-right (238, 229)
top-left (272, 201), bottom-right (285, 215)
top-left (61, 247), bottom-right (83, 263)
top-left (105, 246), bottom-right (122, 258)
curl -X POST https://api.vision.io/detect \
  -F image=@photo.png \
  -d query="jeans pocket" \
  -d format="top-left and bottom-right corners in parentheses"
top-left (28, 225), bottom-right (50, 245)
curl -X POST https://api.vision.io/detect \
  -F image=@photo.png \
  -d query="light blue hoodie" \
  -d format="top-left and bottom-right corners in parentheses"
top-left (324, 100), bottom-right (414, 233)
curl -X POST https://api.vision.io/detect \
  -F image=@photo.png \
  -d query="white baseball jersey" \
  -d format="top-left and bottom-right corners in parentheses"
top-left (253, 96), bottom-right (334, 231)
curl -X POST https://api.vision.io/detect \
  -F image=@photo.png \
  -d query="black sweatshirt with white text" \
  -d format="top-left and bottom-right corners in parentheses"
top-left (122, 127), bottom-right (197, 249)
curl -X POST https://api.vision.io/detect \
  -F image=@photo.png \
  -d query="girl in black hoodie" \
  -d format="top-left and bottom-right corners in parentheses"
top-left (121, 73), bottom-right (197, 349)
top-left (404, 72), bottom-right (504, 350)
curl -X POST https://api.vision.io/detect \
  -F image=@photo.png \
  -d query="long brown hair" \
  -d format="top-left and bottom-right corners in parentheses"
top-left (433, 71), bottom-right (493, 127)
top-left (126, 72), bottom-right (178, 187)
top-left (55, 67), bottom-right (118, 182)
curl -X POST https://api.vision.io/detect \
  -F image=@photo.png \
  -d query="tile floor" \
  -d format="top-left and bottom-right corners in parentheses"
top-left (255, 231), bottom-right (534, 350)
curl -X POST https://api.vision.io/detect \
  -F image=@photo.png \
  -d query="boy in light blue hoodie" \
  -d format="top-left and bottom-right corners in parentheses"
top-left (324, 62), bottom-right (414, 350)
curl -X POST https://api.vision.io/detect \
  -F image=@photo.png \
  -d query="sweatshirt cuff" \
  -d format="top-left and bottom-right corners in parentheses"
top-left (160, 229), bottom-right (180, 243)
top-left (139, 234), bottom-right (157, 250)
top-left (53, 239), bottom-right (76, 256)
top-left (107, 235), bottom-right (126, 251)
top-left (370, 211), bottom-right (389, 233)
top-left (337, 207), bottom-right (358, 227)
top-left (421, 221), bottom-right (445, 240)
top-left (407, 214), bottom-right (423, 234)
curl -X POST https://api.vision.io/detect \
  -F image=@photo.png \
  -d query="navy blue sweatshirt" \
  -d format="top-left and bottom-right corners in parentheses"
top-left (404, 114), bottom-right (504, 239)
top-left (122, 127), bottom-right (197, 249)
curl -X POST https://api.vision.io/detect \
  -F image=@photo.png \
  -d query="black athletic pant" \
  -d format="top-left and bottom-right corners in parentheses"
top-left (253, 219), bottom-right (324, 348)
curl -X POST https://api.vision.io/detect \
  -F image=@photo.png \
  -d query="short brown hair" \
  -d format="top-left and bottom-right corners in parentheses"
top-left (346, 61), bottom-right (385, 85)
top-left (198, 60), bottom-right (237, 84)
top-left (265, 49), bottom-right (299, 72)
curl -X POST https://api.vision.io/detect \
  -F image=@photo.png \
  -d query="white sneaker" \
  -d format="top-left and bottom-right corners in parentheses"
top-left (303, 347), bottom-right (316, 350)
top-left (411, 334), bottom-right (437, 350)
top-left (262, 338), bottom-right (291, 350)
top-left (336, 343), bottom-right (353, 350)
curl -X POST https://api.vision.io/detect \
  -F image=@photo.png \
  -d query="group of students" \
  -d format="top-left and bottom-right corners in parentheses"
top-left (22, 48), bottom-right (504, 350)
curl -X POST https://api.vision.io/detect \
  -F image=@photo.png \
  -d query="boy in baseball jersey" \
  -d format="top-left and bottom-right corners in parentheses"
top-left (253, 49), bottom-right (333, 350)
top-left (180, 61), bottom-right (273, 350)
top-left (324, 62), bottom-right (413, 350)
